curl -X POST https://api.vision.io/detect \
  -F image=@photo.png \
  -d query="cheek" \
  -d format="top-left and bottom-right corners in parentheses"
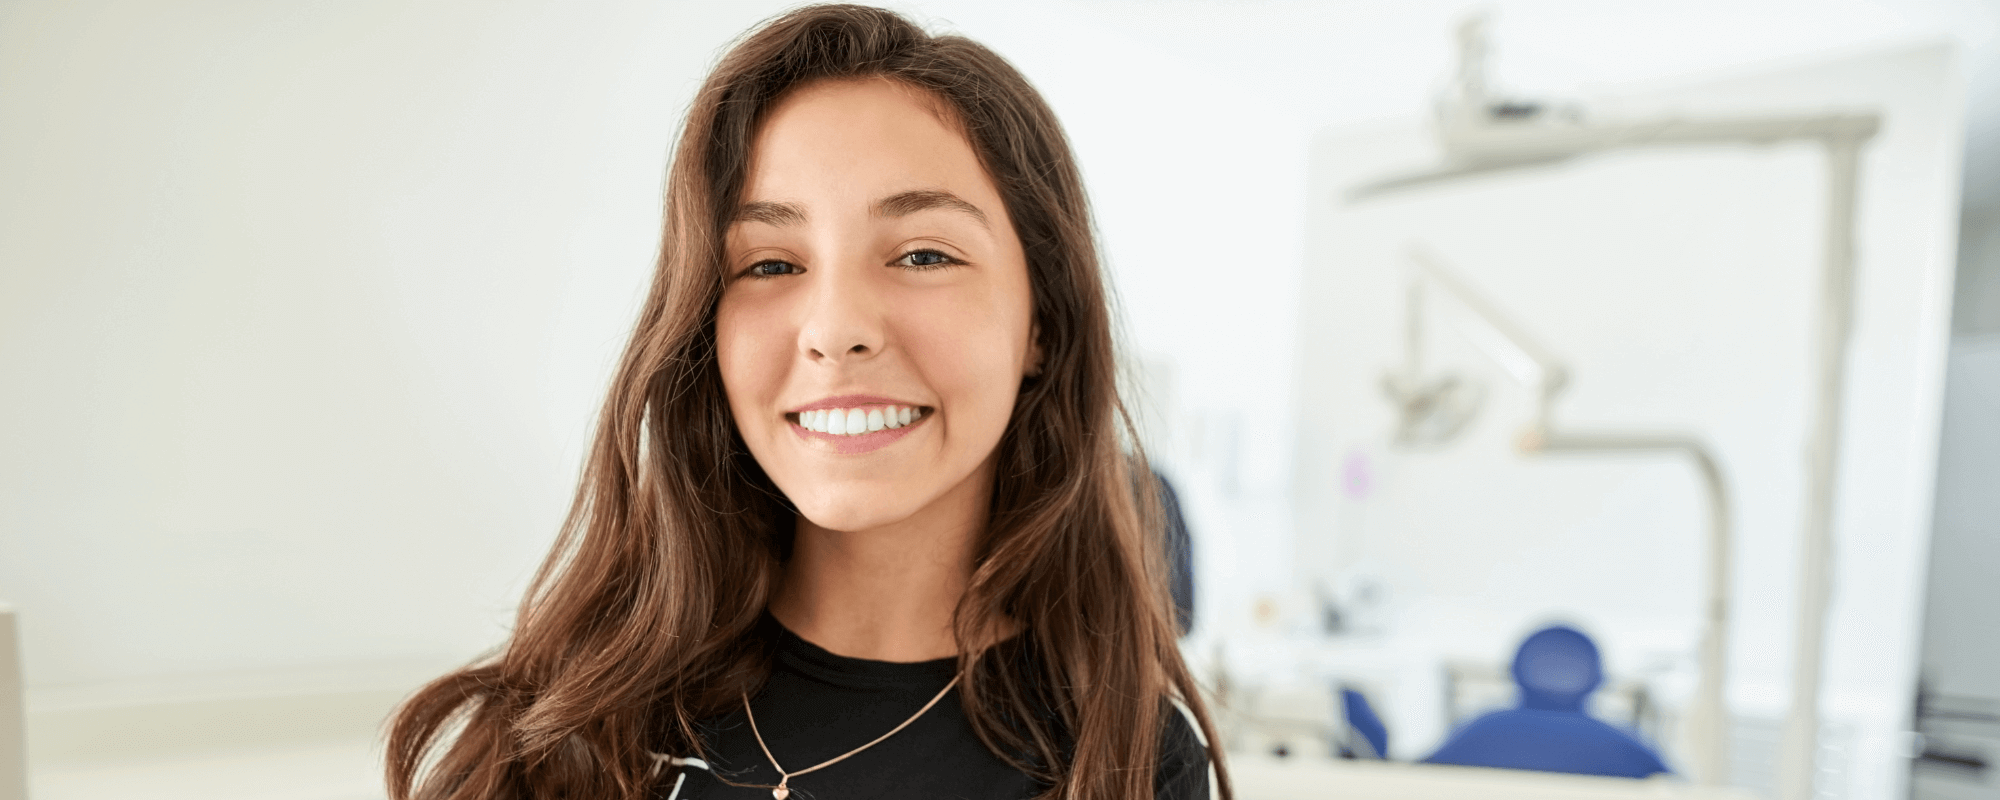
top-left (714, 295), bottom-right (790, 418)
top-left (906, 290), bottom-right (1030, 416)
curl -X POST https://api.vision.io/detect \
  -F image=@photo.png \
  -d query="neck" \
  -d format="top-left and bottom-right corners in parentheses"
top-left (769, 458), bottom-right (999, 663)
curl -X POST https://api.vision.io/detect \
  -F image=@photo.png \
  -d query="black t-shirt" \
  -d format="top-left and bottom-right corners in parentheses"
top-left (653, 623), bottom-right (1210, 800)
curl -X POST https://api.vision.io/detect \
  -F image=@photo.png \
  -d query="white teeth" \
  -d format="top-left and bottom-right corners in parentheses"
top-left (798, 405), bottom-right (924, 436)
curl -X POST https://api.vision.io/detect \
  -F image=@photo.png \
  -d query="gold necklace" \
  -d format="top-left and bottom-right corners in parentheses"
top-left (742, 673), bottom-right (961, 800)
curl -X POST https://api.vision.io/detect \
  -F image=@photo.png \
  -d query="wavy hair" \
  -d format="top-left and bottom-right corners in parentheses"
top-left (384, 6), bottom-right (1228, 799)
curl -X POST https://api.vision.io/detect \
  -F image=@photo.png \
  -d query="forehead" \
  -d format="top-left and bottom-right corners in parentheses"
top-left (742, 78), bottom-right (998, 207)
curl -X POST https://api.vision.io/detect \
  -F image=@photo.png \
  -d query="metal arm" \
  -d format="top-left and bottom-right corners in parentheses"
top-left (1518, 430), bottom-right (1735, 785)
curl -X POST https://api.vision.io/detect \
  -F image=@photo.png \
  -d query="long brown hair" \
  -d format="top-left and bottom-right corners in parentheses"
top-left (385, 6), bottom-right (1228, 799)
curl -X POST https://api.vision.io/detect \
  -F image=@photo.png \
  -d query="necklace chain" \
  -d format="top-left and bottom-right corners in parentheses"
top-left (743, 673), bottom-right (962, 800)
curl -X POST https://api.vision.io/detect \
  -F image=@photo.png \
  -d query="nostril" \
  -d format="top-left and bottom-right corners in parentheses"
top-left (848, 344), bottom-right (868, 354)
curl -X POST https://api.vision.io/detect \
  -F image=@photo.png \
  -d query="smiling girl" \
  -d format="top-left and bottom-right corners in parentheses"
top-left (386, 6), bottom-right (1226, 799)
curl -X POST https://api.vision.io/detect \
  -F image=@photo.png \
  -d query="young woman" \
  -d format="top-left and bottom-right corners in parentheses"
top-left (386, 6), bottom-right (1228, 799)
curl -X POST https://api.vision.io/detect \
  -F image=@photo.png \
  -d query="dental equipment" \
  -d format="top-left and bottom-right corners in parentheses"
top-left (1386, 247), bottom-right (1734, 785)
top-left (1350, 18), bottom-right (1877, 797)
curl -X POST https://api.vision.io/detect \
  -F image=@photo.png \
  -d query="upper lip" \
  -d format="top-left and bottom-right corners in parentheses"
top-left (786, 394), bottom-right (925, 413)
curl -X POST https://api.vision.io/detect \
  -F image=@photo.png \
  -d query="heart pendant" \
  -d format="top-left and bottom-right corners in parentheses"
top-left (772, 786), bottom-right (789, 800)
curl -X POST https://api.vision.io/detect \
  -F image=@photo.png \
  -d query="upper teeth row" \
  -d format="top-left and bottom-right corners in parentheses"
top-left (799, 406), bottom-right (922, 436)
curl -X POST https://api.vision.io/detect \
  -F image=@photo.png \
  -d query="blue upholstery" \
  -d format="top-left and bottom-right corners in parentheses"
top-left (1423, 625), bottom-right (1669, 778)
top-left (1340, 687), bottom-right (1390, 759)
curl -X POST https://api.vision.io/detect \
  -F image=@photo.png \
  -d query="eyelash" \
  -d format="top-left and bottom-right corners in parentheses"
top-left (739, 249), bottom-right (964, 280)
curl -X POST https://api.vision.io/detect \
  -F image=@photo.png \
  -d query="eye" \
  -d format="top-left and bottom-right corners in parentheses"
top-left (745, 260), bottom-right (801, 279)
top-left (894, 249), bottom-right (962, 271)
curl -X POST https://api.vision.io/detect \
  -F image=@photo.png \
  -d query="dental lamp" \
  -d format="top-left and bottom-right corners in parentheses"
top-left (1353, 17), bottom-right (1880, 796)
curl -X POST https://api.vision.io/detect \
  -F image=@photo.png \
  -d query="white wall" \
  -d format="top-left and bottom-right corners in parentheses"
top-left (0, 2), bottom-right (687, 689)
top-left (0, 3), bottom-right (1991, 798)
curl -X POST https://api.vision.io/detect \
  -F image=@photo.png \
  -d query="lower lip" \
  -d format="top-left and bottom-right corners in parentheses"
top-left (791, 412), bottom-right (929, 454)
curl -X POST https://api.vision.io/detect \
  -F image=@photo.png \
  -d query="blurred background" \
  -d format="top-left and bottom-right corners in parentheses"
top-left (0, 1), bottom-right (1995, 799)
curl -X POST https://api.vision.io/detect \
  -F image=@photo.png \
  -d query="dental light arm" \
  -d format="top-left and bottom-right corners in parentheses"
top-left (1346, 16), bottom-right (1879, 203)
top-left (1404, 248), bottom-right (1568, 429)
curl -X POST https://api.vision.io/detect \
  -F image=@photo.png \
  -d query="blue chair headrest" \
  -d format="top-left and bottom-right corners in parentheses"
top-left (1512, 625), bottom-right (1602, 712)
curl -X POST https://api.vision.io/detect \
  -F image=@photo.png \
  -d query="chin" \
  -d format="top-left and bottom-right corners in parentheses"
top-left (792, 490), bottom-right (926, 534)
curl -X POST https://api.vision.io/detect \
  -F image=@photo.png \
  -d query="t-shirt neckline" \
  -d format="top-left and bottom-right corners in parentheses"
top-left (773, 620), bottom-right (959, 689)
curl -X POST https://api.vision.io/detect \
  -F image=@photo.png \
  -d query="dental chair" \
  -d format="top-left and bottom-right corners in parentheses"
top-left (1422, 625), bottom-right (1669, 778)
top-left (1337, 686), bottom-right (1390, 760)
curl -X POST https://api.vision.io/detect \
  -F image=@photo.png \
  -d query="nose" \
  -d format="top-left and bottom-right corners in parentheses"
top-left (797, 264), bottom-right (884, 365)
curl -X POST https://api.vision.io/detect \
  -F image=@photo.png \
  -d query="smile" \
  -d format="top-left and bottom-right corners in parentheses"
top-left (784, 398), bottom-right (934, 455)
top-left (790, 404), bottom-right (928, 436)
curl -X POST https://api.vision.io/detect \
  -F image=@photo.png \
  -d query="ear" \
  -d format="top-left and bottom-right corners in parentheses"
top-left (1024, 318), bottom-right (1045, 378)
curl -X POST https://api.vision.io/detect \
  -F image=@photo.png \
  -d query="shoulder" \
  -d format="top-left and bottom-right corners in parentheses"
top-left (1155, 698), bottom-right (1213, 800)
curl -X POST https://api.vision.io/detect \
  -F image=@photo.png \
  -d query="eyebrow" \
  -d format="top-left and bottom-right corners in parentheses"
top-left (732, 200), bottom-right (808, 227)
top-left (874, 189), bottom-right (988, 227)
top-left (730, 189), bottom-right (989, 229)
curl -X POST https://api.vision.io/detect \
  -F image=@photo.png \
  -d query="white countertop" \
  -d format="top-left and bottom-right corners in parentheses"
top-left (1227, 753), bottom-right (1763, 800)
